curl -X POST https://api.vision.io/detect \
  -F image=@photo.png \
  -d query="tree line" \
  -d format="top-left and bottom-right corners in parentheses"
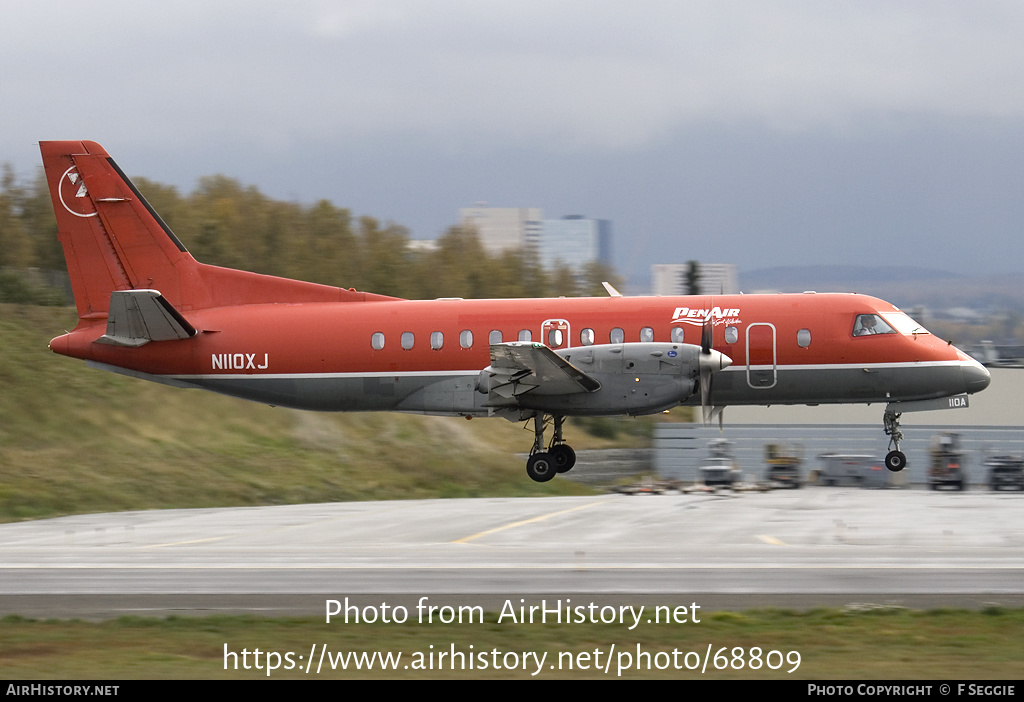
top-left (0, 165), bottom-right (621, 304)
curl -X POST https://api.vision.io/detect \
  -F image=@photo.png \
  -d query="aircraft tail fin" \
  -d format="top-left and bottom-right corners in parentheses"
top-left (40, 140), bottom-right (398, 321)
top-left (40, 140), bottom-right (195, 319)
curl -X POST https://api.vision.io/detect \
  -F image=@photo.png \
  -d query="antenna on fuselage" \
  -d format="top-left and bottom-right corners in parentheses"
top-left (601, 281), bottom-right (623, 297)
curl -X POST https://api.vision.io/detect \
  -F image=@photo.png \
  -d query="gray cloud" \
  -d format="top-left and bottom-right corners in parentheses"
top-left (4, 1), bottom-right (1024, 281)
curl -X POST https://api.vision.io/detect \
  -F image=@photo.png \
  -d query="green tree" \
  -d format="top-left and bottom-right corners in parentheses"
top-left (0, 165), bottom-right (33, 269)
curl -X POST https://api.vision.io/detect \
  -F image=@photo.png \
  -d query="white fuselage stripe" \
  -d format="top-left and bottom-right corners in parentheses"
top-left (162, 360), bottom-right (966, 382)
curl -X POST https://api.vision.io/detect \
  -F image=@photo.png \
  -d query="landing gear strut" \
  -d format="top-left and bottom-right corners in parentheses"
top-left (525, 414), bottom-right (576, 482)
top-left (883, 409), bottom-right (907, 472)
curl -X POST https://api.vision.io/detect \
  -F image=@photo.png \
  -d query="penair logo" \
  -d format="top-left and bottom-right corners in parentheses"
top-left (212, 353), bottom-right (269, 371)
top-left (671, 306), bottom-right (741, 327)
top-left (58, 166), bottom-right (98, 218)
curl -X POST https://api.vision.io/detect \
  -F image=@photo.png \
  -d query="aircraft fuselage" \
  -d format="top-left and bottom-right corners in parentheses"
top-left (51, 292), bottom-right (988, 417)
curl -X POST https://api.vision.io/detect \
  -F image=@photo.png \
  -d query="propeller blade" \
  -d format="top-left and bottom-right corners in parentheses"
top-left (698, 310), bottom-right (730, 425)
top-left (700, 364), bottom-right (712, 424)
top-left (698, 348), bottom-right (732, 425)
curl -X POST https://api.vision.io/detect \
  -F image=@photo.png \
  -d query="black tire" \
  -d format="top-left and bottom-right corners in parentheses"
top-left (885, 450), bottom-right (907, 472)
top-left (527, 453), bottom-right (557, 483)
top-left (550, 444), bottom-right (577, 473)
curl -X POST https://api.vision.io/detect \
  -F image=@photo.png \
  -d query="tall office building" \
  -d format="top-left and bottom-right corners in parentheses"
top-left (459, 206), bottom-right (543, 256)
top-left (539, 215), bottom-right (612, 271)
top-left (652, 263), bottom-right (739, 296)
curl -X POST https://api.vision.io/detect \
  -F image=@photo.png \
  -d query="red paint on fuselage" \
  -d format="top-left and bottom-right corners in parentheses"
top-left (52, 293), bottom-right (960, 378)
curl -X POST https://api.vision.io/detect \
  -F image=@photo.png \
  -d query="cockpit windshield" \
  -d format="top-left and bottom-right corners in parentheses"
top-left (880, 311), bottom-right (929, 336)
top-left (852, 312), bottom-right (929, 337)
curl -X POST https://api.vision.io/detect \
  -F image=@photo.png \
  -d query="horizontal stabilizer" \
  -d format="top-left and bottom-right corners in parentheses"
top-left (485, 342), bottom-right (601, 402)
top-left (96, 289), bottom-right (197, 347)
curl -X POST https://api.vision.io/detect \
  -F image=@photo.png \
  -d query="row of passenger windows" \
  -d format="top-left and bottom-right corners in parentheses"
top-left (370, 326), bottom-right (814, 350)
top-left (369, 327), bottom-right (670, 351)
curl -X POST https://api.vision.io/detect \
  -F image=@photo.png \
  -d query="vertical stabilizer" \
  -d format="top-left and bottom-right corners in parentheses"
top-left (39, 140), bottom-right (196, 319)
top-left (41, 141), bottom-right (402, 319)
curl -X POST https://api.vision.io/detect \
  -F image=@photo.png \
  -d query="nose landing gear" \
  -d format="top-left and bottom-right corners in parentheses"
top-left (525, 414), bottom-right (577, 482)
top-left (884, 409), bottom-right (907, 472)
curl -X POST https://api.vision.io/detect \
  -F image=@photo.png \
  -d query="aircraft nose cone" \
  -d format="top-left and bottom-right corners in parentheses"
top-left (962, 359), bottom-right (991, 394)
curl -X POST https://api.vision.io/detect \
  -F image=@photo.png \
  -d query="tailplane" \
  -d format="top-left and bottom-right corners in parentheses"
top-left (40, 140), bottom-right (396, 321)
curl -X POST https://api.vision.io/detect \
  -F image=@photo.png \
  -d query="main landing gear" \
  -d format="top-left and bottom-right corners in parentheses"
top-left (526, 414), bottom-right (576, 483)
top-left (883, 409), bottom-right (907, 472)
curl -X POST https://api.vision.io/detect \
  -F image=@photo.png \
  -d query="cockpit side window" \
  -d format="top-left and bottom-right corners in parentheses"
top-left (852, 314), bottom-right (896, 337)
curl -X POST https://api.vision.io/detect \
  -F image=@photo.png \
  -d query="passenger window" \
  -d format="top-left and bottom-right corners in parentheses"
top-left (430, 331), bottom-right (444, 350)
top-left (518, 329), bottom-right (532, 342)
top-left (489, 330), bottom-right (502, 344)
top-left (725, 326), bottom-right (738, 344)
top-left (853, 314), bottom-right (896, 336)
top-left (580, 328), bottom-right (595, 346)
top-left (401, 332), bottom-right (414, 350)
top-left (371, 332), bottom-right (385, 350)
top-left (610, 327), bottom-right (624, 344)
top-left (460, 330), bottom-right (473, 349)
top-left (640, 327), bottom-right (654, 343)
top-left (671, 327), bottom-right (685, 344)
top-left (797, 329), bottom-right (811, 348)
top-left (548, 328), bottom-right (563, 347)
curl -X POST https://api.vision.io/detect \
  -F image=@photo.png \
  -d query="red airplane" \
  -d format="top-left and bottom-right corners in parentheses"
top-left (40, 140), bottom-right (991, 482)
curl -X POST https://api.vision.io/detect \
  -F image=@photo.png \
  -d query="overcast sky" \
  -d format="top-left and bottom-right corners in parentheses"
top-left (4, 1), bottom-right (1024, 283)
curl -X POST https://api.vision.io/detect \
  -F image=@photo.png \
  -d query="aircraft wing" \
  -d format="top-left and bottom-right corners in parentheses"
top-left (485, 342), bottom-right (601, 404)
top-left (96, 289), bottom-right (198, 347)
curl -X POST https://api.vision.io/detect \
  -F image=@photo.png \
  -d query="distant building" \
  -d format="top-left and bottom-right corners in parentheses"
top-left (459, 206), bottom-right (543, 256)
top-left (652, 263), bottom-right (739, 296)
top-left (458, 207), bottom-right (613, 272)
top-left (539, 215), bottom-right (612, 271)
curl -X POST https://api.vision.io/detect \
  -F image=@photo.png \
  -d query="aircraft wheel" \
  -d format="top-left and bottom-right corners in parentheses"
top-left (884, 450), bottom-right (907, 472)
top-left (550, 444), bottom-right (576, 473)
top-left (527, 453), bottom-right (557, 483)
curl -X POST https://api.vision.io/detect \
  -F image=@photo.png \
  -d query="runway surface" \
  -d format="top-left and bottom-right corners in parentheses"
top-left (2, 487), bottom-right (1022, 617)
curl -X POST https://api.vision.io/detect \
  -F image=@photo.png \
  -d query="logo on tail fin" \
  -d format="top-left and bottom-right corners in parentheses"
top-left (58, 166), bottom-right (97, 218)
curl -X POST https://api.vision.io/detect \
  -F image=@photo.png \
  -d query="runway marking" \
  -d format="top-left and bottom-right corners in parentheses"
top-left (757, 534), bottom-right (787, 546)
top-left (452, 499), bottom-right (613, 544)
top-left (141, 536), bottom-right (230, 548)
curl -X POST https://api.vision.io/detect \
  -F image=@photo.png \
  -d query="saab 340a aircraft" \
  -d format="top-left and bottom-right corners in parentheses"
top-left (40, 141), bottom-right (991, 482)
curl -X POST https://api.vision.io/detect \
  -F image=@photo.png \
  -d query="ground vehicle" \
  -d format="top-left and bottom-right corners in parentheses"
top-left (985, 454), bottom-right (1024, 491)
top-left (699, 439), bottom-right (741, 487)
top-left (928, 432), bottom-right (966, 490)
top-left (817, 454), bottom-right (888, 488)
top-left (764, 443), bottom-right (803, 488)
